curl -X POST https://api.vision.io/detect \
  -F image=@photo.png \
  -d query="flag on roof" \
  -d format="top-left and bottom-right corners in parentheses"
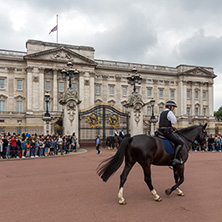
top-left (49, 25), bottom-right (57, 34)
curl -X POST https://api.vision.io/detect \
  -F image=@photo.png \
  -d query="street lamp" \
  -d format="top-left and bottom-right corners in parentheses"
top-left (150, 98), bottom-right (156, 122)
top-left (127, 67), bottom-right (142, 93)
top-left (61, 61), bottom-right (79, 89)
top-left (44, 91), bottom-right (50, 117)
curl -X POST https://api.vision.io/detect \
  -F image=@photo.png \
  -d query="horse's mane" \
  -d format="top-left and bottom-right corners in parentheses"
top-left (178, 125), bottom-right (200, 134)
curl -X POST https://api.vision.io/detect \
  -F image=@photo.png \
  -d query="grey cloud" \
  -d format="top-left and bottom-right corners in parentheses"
top-left (177, 30), bottom-right (222, 68)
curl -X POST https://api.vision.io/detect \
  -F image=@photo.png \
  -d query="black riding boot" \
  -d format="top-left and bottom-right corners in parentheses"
top-left (172, 145), bottom-right (183, 165)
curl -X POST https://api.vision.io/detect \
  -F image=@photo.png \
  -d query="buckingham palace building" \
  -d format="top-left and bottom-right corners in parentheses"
top-left (0, 39), bottom-right (217, 135)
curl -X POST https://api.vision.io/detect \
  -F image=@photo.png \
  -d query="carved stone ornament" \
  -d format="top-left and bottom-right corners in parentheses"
top-left (52, 51), bottom-right (71, 60)
top-left (67, 100), bottom-right (76, 126)
top-left (59, 88), bottom-right (81, 105)
top-left (124, 92), bottom-right (145, 125)
top-left (33, 76), bottom-right (39, 82)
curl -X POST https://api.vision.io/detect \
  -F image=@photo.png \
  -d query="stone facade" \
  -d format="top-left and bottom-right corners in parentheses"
top-left (0, 39), bottom-right (217, 135)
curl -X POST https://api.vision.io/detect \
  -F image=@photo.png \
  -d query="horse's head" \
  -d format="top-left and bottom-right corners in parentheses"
top-left (197, 123), bottom-right (208, 149)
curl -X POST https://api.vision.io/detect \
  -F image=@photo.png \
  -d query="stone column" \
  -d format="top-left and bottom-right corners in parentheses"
top-left (53, 69), bottom-right (58, 111)
top-left (59, 88), bottom-right (81, 137)
top-left (89, 72), bottom-right (95, 106)
top-left (208, 83), bottom-right (214, 117)
top-left (183, 81), bottom-right (187, 116)
top-left (200, 82), bottom-right (203, 116)
top-left (26, 67), bottom-right (33, 113)
top-left (79, 72), bottom-right (85, 109)
top-left (124, 92), bottom-right (145, 136)
top-left (38, 68), bottom-right (44, 111)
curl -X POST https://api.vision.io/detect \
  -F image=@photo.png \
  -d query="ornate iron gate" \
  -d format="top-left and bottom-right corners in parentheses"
top-left (78, 105), bottom-right (129, 147)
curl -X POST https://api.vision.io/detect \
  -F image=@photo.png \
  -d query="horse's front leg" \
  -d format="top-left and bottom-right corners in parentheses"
top-left (165, 164), bottom-right (184, 196)
top-left (142, 164), bottom-right (162, 201)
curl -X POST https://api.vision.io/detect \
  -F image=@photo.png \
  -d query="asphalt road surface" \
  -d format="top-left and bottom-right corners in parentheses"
top-left (0, 149), bottom-right (221, 222)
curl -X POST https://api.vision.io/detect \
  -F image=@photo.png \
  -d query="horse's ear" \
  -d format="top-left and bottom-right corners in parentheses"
top-left (203, 123), bottom-right (207, 129)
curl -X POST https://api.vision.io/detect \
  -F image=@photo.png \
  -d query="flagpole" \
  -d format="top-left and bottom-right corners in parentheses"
top-left (56, 14), bottom-right (58, 43)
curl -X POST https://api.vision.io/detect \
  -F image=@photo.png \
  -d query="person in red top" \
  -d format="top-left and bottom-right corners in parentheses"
top-left (10, 136), bottom-right (17, 158)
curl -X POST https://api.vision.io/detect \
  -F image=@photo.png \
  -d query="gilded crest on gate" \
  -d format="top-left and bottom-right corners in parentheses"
top-left (87, 113), bottom-right (100, 128)
top-left (108, 114), bottom-right (120, 128)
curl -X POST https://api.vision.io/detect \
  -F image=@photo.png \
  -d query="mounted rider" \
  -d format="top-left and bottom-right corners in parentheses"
top-left (158, 100), bottom-right (183, 165)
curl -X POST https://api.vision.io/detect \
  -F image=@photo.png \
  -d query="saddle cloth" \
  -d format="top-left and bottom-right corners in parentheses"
top-left (155, 131), bottom-right (175, 154)
top-left (158, 137), bottom-right (174, 154)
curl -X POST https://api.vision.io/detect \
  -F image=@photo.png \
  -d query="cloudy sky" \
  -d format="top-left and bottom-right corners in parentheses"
top-left (1, 0), bottom-right (222, 111)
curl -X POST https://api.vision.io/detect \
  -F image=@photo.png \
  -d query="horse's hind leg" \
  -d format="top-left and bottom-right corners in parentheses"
top-left (165, 165), bottom-right (184, 196)
top-left (173, 166), bottom-right (185, 196)
top-left (118, 161), bottom-right (135, 205)
top-left (142, 164), bottom-right (162, 201)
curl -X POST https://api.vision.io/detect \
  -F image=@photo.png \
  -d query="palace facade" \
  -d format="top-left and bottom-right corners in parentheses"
top-left (0, 40), bottom-right (217, 135)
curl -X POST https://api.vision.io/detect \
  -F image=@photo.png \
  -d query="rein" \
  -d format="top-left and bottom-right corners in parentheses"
top-left (176, 131), bottom-right (194, 145)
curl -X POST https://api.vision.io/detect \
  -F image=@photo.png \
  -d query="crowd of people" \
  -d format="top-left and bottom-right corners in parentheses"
top-left (0, 132), bottom-right (78, 159)
top-left (191, 134), bottom-right (222, 152)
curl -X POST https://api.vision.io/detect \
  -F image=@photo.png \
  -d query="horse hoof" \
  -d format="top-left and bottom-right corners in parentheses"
top-left (155, 197), bottom-right (162, 202)
top-left (165, 189), bottom-right (171, 196)
top-left (177, 192), bottom-right (184, 196)
top-left (119, 200), bottom-right (127, 205)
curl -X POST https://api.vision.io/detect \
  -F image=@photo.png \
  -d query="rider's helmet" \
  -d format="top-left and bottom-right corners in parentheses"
top-left (165, 100), bottom-right (177, 109)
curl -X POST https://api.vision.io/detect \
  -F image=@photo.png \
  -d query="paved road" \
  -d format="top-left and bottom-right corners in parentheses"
top-left (0, 149), bottom-right (221, 222)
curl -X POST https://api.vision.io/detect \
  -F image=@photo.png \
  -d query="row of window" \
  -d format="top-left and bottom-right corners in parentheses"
top-left (96, 85), bottom-right (207, 100)
top-left (0, 79), bottom-right (23, 90)
top-left (0, 78), bottom-right (207, 101)
top-left (0, 100), bottom-right (63, 113)
top-left (0, 100), bottom-right (23, 112)
top-left (147, 106), bottom-right (207, 116)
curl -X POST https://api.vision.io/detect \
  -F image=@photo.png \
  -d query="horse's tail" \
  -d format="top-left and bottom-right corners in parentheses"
top-left (97, 137), bottom-right (131, 182)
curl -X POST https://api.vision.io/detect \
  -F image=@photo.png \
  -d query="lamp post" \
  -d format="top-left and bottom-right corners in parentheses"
top-left (44, 91), bottom-right (50, 117)
top-left (61, 61), bottom-right (79, 89)
top-left (127, 67), bottom-right (142, 93)
top-left (150, 98), bottom-right (156, 121)
top-left (149, 98), bottom-right (157, 135)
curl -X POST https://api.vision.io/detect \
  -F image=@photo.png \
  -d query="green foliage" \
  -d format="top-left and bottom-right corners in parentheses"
top-left (214, 106), bottom-right (222, 120)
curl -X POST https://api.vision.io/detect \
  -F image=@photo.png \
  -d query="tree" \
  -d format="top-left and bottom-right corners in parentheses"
top-left (214, 106), bottom-right (222, 120)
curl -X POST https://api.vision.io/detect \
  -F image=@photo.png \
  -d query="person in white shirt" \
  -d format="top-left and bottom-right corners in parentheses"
top-left (158, 100), bottom-right (183, 165)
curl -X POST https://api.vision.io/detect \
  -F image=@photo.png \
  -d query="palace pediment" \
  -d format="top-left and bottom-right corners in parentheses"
top-left (24, 47), bottom-right (97, 66)
top-left (179, 67), bottom-right (216, 78)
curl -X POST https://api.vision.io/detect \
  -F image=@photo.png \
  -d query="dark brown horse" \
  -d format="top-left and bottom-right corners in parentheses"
top-left (97, 124), bottom-right (207, 204)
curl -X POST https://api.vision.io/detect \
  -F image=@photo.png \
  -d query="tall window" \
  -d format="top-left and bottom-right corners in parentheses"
top-left (59, 82), bottom-right (64, 92)
top-left (17, 101), bottom-right (23, 112)
top-left (195, 107), bottom-right (199, 116)
top-left (187, 107), bottom-right (190, 116)
top-left (45, 81), bottom-right (51, 91)
top-left (187, 90), bottom-right (190, 99)
top-left (96, 85), bottom-right (100, 95)
top-left (17, 80), bottom-right (22, 90)
top-left (159, 89), bottom-right (163, 98)
top-left (0, 79), bottom-right (5, 89)
top-left (147, 106), bottom-right (151, 116)
top-left (59, 104), bottom-right (63, 112)
top-left (203, 91), bottom-right (206, 100)
top-left (122, 87), bottom-right (127, 96)
top-left (0, 100), bottom-right (5, 111)
top-left (170, 90), bottom-right (175, 99)
top-left (195, 91), bottom-right (198, 99)
top-left (203, 108), bottom-right (206, 116)
top-left (72, 83), bottom-right (77, 91)
top-left (147, 88), bottom-right (152, 97)
top-left (159, 106), bottom-right (163, 113)
top-left (109, 85), bottom-right (114, 95)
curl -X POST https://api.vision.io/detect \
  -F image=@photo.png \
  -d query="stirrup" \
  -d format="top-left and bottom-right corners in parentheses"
top-left (171, 158), bottom-right (183, 165)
